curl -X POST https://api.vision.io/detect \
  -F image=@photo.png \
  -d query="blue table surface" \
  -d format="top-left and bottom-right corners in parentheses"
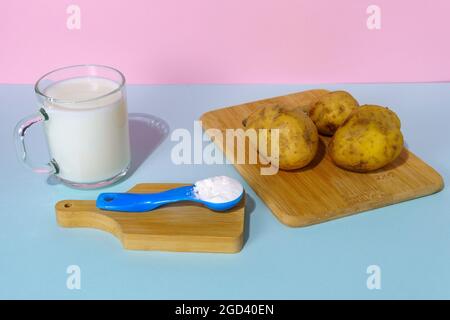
top-left (0, 83), bottom-right (449, 299)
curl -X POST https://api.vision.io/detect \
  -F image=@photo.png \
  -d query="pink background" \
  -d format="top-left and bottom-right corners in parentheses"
top-left (1, 0), bottom-right (449, 84)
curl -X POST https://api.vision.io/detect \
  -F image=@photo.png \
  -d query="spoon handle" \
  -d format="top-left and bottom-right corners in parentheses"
top-left (96, 185), bottom-right (195, 212)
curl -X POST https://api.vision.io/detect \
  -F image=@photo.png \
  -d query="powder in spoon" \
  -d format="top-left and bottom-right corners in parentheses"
top-left (194, 176), bottom-right (244, 203)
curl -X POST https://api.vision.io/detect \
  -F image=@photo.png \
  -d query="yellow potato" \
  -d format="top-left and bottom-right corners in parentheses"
top-left (243, 105), bottom-right (318, 170)
top-left (309, 91), bottom-right (359, 136)
top-left (350, 104), bottom-right (401, 129)
top-left (328, 105), bottom-right (403, 172)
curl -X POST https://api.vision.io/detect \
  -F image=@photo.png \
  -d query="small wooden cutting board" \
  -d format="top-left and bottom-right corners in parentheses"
top-left (200, 89), bottom-right (444, 227)
top-left (55, 183), bottom-right (245, 253)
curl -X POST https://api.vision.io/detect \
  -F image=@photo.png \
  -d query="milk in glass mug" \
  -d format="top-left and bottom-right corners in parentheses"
top-left (14, 65), bottom-right (131, 188)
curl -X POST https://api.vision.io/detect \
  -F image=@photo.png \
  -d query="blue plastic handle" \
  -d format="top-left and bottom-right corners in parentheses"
top-left (96, 185), bottom-right (195, 212)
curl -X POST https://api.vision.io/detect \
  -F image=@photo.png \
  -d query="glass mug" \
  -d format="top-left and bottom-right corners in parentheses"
top-left (14, 65), bottom-right (131, 189)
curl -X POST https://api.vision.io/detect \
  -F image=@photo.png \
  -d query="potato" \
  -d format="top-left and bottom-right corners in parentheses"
top-left (243, 105), bottom-right (319, 170)
top-left (328, 105), bottom-right (403, 172)
top-left (355, 104), bottom-right (401, 129)
top-left (309, 91), bottom-right (359, 136)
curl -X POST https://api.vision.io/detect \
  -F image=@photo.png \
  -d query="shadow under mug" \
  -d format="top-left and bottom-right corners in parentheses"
top-left (14, 64), bottom-right (131, 189)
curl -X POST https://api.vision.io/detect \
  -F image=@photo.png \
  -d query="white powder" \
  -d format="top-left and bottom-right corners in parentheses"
top-left (194, 176), bottom-right (244, 203)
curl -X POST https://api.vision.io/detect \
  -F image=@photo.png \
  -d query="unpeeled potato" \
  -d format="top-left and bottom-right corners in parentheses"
top-left (328, 105), bottom-right (403, 172)
top-left (243, 105), bottom-right (318, 170)
top-left (309, 91), bottom-right (359, 136)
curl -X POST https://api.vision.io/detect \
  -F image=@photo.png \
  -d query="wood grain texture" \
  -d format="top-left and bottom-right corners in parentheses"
top-left (200, 89), bottom-right (444, 227)
top-left (55, 183), bottom-right (245, 253)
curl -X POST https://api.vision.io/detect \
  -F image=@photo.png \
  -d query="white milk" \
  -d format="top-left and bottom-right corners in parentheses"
top-left (43, 77), bottom-right (130, 183)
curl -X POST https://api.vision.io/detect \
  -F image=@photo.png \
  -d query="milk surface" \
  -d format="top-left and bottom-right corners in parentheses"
top-left (43, 77), bottom-right (130, 183)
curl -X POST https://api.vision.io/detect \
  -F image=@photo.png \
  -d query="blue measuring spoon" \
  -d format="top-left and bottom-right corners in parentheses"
top-left (96, 185), bottom-right (244, 212)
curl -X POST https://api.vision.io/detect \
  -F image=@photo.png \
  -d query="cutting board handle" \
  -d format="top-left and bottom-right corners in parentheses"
top-left (55, 200), bottom-right (124, 240)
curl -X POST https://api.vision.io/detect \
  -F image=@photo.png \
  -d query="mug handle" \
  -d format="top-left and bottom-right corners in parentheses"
top-left (14, 108), bottom-right (59, 174)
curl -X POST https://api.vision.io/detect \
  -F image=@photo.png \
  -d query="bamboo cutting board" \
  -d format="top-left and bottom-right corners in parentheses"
top-left (200, 89), bottom-right (444, 227)
top-left (55, 183), bottom-right (245, 253)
